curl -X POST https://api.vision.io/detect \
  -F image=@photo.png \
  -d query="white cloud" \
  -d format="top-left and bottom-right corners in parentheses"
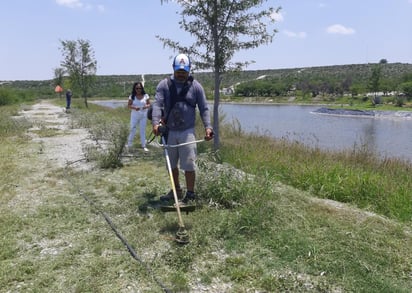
top-left (97, 5), bottom-right (105, 13)
top-left (283, 30), bottom-right (307, 39)
top-left (56, 0), bottom-right (105, 12)
top-left (56, 0), bottom-right (84, 9)
top-left (271, 11), bottom-right (284, 22)
top-left (326, 24), bottom-right (355, 35)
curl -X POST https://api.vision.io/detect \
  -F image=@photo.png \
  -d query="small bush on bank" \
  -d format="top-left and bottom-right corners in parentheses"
top-left (62, 100), bottom-right (130, 169)
top-left (81, 111), bottom-right (129, 168)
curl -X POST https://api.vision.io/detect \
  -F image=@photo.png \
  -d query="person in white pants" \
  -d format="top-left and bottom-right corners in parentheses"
top-left (127, 81), bottom-right (151, 152)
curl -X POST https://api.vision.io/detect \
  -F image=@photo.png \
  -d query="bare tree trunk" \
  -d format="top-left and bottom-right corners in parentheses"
top-left (213, 71), bottom-right (221, 150)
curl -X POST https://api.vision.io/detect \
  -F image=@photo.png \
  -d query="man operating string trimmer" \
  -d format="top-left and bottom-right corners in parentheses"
top-left (151, 53), bottom-right (214, 204)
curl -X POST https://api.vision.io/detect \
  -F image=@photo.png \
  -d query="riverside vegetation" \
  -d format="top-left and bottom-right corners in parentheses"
top-left (0, 98), bottom-right (411, 292)
top-left (4, 62), bottom-right (412, 105)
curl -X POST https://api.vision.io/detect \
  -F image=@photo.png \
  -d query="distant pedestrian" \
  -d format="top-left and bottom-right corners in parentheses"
top-left (127, 82), bottom-right (151, 152)
top-left (65, 89), bottom-right (72, 110)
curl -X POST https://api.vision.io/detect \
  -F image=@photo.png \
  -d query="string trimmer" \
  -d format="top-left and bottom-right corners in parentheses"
top-left (150, 126), bottom-right (210, 244)
top-left (160, 134), bottom-right (192, 244)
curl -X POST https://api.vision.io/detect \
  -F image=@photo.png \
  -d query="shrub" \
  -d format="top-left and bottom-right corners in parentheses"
top-left (0, 87), bottom-right (18, 106)
top-left (76, 111), bottom-right (129, 169)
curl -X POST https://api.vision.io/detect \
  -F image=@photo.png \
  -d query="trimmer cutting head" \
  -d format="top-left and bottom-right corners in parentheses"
top-left (175, 227), bottom-right (190, 244)
top-left (160, 204), bottom-right (196, 214)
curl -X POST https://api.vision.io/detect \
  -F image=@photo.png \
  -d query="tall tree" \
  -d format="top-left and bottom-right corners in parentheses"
top-left (53, 67), bottom-right (65, 98)
top-left (59, 39), bottom-right (97, 108)
top-left (53, 67), bottom-right (65, 87)
top-left (368, 64), bottom-right (382, 105)
top-left (159, 0), bottom-right (280, 149)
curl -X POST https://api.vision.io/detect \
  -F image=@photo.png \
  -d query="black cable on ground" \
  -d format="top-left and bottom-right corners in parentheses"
top-left (65, 159), bottom-right (172, 293)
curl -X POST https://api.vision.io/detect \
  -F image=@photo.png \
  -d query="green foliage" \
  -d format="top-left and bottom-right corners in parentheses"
top-left (3, 80), bottom-right (56, 99)
top-left (196, 158), bottom-right (252, 209)
top-left (59, 39), bottom-right (97, 107)
top-left (231, 63), bottom-right (412, 101)
top-left (158, 0), bottom-right (280, 72)
top-left (368, 64), bottom-right (382, 105)
top-left (0, 87), bottom-right (39, 106)
top-left (235, 77), bottom-right (291, 97)
top-left (70, 103), bottom-right (129, 168)
top-left (0, 87), bottom-right (18, 105)
top-left (393, 95), bottom-right (405, 107)
top-left (158, 0), bottom-right (281, 149)
top-left (53, 67), bottom-right (65, 87)
top-left (4, 63), bottom-right (412, 102)
top-left (400, 81), bottom-right (412, 99)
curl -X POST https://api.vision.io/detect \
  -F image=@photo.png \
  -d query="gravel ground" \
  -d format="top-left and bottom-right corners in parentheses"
top-left (20, 100), bottom-right (93, 171)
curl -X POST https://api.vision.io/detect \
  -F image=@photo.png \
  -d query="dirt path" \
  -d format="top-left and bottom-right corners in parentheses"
top-left (7, 100), bottom-right (95, 219)
top-left (20, 100), bottom-right (92, 171)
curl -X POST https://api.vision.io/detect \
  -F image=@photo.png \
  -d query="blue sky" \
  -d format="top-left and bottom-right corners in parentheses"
top-left (1, 0), bottom-right (411, 80)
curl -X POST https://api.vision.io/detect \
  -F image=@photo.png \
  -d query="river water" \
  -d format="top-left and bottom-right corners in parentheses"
top-left (92, 100), bottom-right (412, 163)
top-left (220, 104), bottom-right (412, 162)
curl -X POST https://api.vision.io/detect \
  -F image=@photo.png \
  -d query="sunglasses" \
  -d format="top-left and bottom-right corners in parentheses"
top-left (135, 87), bottom-right (142, 89)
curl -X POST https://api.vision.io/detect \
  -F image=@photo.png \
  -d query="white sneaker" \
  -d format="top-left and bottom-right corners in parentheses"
top-left (143, 147), bottom-right (149, 152)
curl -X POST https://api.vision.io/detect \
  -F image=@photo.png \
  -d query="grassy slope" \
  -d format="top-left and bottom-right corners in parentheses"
top-left (0, 100), bottom-right (411, 292)
top-left (6, 62), bottom-right (412, 101)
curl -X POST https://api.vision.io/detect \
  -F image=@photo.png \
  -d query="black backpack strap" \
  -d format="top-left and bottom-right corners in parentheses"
top-left (164, 76), bottom-right (194, 123)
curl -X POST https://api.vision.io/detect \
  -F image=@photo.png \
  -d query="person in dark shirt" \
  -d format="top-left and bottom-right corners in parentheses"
top-left (65, 89), bottom-right (72, 110)
top-left (151, 53), bottom-right (213, 203)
